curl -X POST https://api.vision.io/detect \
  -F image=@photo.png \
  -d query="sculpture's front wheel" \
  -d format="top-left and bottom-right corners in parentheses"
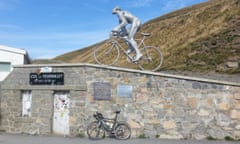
top-left (138, 46), bottom-right (163, 71)
top-left (94, 40), bottom-right (120, 66)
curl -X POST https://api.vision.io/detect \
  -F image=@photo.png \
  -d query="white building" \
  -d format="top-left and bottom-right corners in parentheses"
top-left (0, 45), bottom-right (30, 81)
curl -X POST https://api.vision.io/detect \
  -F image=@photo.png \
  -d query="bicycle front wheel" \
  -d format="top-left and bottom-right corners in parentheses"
top-left (114, 123), bottom-right (131, 140)
top-left (94, 40), bottom-right (120, 66)
top-left (87, 121), bottom-right (105, 140)
top-left (138, 46), bottom-right (163, 71)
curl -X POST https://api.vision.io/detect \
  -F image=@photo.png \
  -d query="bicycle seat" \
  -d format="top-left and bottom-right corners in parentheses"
top-left (114, 111), bottom-right (121, 114)
top-left (141, 33), bottom-right (151, 37)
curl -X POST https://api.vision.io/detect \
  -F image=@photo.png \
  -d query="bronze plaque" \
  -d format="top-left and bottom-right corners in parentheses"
top-left (93, 82), bottom-right (111, 100)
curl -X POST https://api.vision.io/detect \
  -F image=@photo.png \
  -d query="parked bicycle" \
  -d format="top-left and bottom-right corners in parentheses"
top-left (87, 111), bottom-right (131, 140)
top-left (94, 30), bottom-right (163, 71)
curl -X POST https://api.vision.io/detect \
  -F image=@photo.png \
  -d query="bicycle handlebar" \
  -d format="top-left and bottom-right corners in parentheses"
top-left (110, 30), bottom-right (150, 39)
top-left (93, 111), bottom-right (121, 121)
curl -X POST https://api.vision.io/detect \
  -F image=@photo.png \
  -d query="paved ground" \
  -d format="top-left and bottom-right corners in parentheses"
top-left (0, 134), bottom-right (239, 144)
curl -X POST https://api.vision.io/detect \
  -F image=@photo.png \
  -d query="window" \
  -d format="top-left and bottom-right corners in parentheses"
top-left (0, 62), bottom-right (11, 72)
top-left (22, 90), bottom-right (32, 117)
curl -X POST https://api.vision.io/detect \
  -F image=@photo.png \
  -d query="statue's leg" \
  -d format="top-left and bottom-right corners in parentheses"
top-left (128, 21), bottom-right (142, 61)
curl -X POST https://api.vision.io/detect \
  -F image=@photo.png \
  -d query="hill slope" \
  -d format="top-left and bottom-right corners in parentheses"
top-left (35, 0), bottom-right (240, 73)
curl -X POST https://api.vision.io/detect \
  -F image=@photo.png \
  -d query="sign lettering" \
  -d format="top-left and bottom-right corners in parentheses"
top-left (29, 72), bottom-right (64, 85)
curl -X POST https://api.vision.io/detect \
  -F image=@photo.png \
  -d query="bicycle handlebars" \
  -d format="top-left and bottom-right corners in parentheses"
top-left (93, 111), bottom-right (121, 120)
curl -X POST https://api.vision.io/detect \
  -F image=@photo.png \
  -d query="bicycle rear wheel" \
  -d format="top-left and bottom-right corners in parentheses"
top-left (94, 39), bottom-right (120, 66)
top-left (138, 46), bottom-right (163, 71)
top-left (114, 123), bottom-right (131, 140)
top-left (87, 121), bottom-right (105, 140)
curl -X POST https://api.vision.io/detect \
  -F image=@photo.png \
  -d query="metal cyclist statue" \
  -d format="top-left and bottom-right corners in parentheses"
top-left (94, 6), bottom-right (163, 71)
top-left (111, 6), bottom-right (142, 61)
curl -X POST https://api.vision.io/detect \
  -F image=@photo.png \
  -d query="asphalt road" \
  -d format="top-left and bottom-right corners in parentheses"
top-left (0, 134), bottom-right (239, 144)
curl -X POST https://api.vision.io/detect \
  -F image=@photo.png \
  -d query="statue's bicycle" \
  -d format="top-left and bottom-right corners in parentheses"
top-left (94, 31), bottom-right (163, 71)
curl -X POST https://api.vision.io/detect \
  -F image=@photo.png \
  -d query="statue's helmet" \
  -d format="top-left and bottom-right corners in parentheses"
top-left (112, 6), bottom-right (121, 14)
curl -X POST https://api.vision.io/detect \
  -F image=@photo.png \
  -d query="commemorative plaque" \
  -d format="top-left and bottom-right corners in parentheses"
top-left (117, 84), bottom-right (133, 98)
top-left (93, 82), bottom-right (111, 100)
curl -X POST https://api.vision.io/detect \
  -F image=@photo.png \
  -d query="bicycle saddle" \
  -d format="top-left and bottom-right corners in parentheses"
top-left (141, 33), bottom-right (150, 36)
top-left (115, 110), bottom-right (121, 114)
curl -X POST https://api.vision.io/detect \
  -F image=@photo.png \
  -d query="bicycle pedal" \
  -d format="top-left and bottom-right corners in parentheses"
top-left (133, 61), bottom-right (139, 64)
top-left (127, 57), bottom-right (132, 63)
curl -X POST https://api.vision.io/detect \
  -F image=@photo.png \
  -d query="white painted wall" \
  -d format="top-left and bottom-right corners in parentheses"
top-left (0, 45), bottom-right (30, 81)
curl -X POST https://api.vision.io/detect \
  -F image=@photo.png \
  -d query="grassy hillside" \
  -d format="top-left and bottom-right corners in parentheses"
top-left (34, 0), bottom-right (240, 73)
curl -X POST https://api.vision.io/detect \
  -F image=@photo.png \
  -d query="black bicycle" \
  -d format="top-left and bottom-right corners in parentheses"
top-left (86, 111), bottom-right (131, 140)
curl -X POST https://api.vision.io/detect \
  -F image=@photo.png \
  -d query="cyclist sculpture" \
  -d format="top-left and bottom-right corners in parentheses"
top-left (94, 7), bottom-right (163, 71)
top-left (111, 6), bottom-right (142, 61)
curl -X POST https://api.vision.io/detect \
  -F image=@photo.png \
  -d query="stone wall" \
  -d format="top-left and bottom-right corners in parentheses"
top-left (0, 64), bottom-right (240, 139)
top-left (0, 82), bottom-right (2, 125)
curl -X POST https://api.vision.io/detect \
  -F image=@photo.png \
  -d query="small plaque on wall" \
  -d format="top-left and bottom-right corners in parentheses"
top-left (117, 84), bottom-right (133, 98)
top-left (93, 82), bottom-right (111, 100)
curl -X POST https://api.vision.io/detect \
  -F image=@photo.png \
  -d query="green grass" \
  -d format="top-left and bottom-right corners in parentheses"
top-left (138, 134), bottom-right (148, 139)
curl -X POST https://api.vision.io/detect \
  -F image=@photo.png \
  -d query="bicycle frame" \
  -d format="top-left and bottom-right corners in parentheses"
top-left (95, 111), bottom-right (120, 134)
top-left (110, 34), bottom-right (148, 62)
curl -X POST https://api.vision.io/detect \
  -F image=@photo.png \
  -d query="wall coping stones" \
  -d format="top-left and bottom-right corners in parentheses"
top-left (13, 63), bottom-right (240, 87)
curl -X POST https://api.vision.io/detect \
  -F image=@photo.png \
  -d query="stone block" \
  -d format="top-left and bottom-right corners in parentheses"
top-left (207, 129), bottom-right (225, 139)
top-left (164, 104), bottom-right (172, 110)
top-left (192, 134), bottom-right (206, 140)
top-left (149, 96), bottom-right (163, 105)
top-left (226, 62), bottom-right (239, 68)
top-left (163, 120), bottom-right (176, 129)
top-left (192, 82), bottom-right (202, 89)
top-left (234, 131), bottom-right (240, 138)
top-left (234, 101), bottom-right (240, 109)
top-left (206, 98), bottom-right (214, 107)
top-left (139, 77), bottom-right (148, 83)
top-left (144, 129), bottom-right (157, 138)
top-left (149, 118), bottom-right (160, 125)
top-left (236, 125), bottom-right (240, 130)
top-left (234, 93), bottom-right (240, 100)
top-left (216, 113), bottom-right (230, 127)
top-left (198, 109), bottom-right (210, 116)
top-left (160, 132), bottom-right (183, 139)
top-left (127, 120), bottom-right (142, 129)
top-left (188, 97), bottom-right (198, 109)
top-left (136, 94), bottom-right (148, 104)
top-left (218, 103), bottom-right (230, 111)
top-left (231, 110), bottom-right (240, 120)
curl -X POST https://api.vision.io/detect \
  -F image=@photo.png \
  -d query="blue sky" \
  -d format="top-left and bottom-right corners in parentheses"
top-left (0, 0), bottom-right (207, 59)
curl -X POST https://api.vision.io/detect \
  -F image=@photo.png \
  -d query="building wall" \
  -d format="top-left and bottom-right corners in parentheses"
top-left (1, 64), bottom-right (240, 139)
top-left (0, 45), bottom-right (29, 81)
